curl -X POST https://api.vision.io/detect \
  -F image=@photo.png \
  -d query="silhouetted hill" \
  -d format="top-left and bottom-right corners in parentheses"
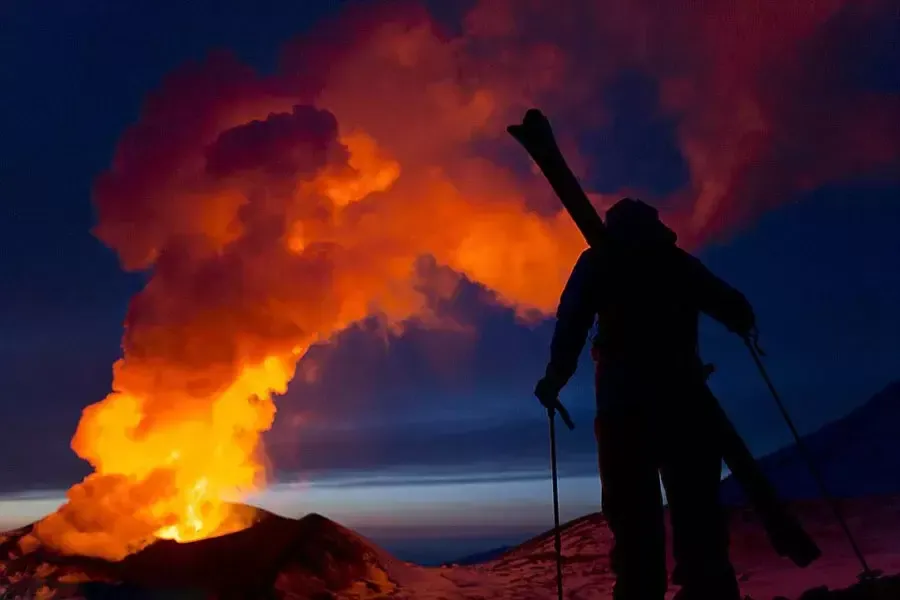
top-left (0, 506), bottom-right (401, 598)
top-left (4, 495), bottom-right (900, 598)
top-left (721, 380), bottom-right (900, 504)
top-left (5, 380), bottom-right (900, 599)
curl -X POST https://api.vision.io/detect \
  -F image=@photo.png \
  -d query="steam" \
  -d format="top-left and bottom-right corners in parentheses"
top-left (34, 0), bottom-right (898, 560)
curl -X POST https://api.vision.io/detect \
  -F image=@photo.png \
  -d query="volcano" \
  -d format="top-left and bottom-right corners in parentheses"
top-left (0, 507), bottom-right (403, 599)
top-left (6, 383), bottom-right (900, 599)
top-left (3, 497), bottom-right (900, 599)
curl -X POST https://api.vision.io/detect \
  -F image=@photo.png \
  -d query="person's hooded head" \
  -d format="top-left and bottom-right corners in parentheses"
top-left (605, 198), bottom-right (677, 249)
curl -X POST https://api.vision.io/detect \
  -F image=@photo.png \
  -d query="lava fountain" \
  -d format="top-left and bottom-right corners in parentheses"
top-left (33, 0), bottom-right (898, 561)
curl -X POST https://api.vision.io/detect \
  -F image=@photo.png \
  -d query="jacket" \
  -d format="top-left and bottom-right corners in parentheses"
top-left (545, 239), bottom-right (754, 408)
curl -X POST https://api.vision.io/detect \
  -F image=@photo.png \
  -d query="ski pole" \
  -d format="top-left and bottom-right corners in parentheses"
top-left (744, 332), bottom-right (881, 581)
top-left (548, 406), bottom-right (565, 600)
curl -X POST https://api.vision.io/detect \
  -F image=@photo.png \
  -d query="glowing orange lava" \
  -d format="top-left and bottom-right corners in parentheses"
top-left (32, 0), bottom-right (898, 562)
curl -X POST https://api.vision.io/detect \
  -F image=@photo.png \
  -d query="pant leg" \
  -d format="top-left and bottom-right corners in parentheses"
top-left (596, 409), bottom-right (667, 600)
top-left (659, 386), bottom-right (739, 600)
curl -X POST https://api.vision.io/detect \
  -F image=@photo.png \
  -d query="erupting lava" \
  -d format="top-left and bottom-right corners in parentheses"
top-left (33, 0), bottom-right (898, 561)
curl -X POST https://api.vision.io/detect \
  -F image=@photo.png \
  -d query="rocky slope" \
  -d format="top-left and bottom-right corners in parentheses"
top-left (4, 382), bottom-right (900, 599)
top-left (3, 496), bottom-right (900, 599)
top-left (0, 507), bottom-right (400, 599)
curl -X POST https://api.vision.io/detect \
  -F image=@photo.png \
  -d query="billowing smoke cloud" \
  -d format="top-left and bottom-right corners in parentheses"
top-left (34, 0), bottom-right (898, 560)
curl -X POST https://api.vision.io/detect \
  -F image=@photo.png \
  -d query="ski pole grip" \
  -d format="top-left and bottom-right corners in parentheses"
top-left (554, 400), bottom-right (575, 430)
top-left (744, 327), bottom-right (766, 356)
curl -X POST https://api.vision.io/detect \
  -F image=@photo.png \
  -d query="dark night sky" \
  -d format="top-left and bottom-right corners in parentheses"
top-left (1, 0), bottom-right (898, 562)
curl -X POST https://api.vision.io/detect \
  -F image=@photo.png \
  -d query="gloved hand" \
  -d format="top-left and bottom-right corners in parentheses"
top-left (729, 294), bottom-right (757, 338)
top-left (534, 375), bottom-right (563, 412)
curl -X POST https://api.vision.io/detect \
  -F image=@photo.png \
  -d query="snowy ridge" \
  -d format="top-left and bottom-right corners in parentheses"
top-left (5, 378), bottom-right (900, 599)
top-left (3, 497), bottom-right (900, 598)
top-left (721, 380), bottom-right (900, 503)
top-left (423, 497), bottom-right (900, 599)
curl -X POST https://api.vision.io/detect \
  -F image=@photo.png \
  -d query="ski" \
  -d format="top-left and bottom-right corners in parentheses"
top-left (507, 109), bottom-right (821, 568)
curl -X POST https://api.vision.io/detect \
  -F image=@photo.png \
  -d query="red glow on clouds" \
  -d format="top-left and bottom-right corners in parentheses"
top-left (33, 0), bottom-right (899, 560)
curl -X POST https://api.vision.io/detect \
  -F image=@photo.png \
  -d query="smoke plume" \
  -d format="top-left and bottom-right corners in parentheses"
top-left (34, 0), bottom-right (899, 560)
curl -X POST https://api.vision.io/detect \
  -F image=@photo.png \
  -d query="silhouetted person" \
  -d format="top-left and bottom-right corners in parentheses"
top-left (535, 198), bottom-right (756, 600)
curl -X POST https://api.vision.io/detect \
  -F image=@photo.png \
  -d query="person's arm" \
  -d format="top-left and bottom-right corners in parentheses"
top-left (542, 248), bottom-right (601, 390)
top-left (682, 250), bottom-right (755, 335)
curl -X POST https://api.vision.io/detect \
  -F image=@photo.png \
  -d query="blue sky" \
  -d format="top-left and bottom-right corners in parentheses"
top-left (1, 0), bottom-right (898, 563)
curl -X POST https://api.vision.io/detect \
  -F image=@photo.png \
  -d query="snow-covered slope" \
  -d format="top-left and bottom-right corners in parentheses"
top-left (721, 380), bottom-right (900, 504)
top-left (4, 497), bottom-right (900, 599)
top-left (438, 496), bottom-right (900, 600)
top-left (5, 381), bottom-right (900, 599)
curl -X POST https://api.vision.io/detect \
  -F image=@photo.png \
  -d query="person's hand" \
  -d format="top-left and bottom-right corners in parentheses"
top-left (734, 314), bottom-right (757, 340)
top-left (728, 295), bottom-right (756, 338)
top-left (534, 376), bottom-right (562, 412)
top-left (743, 325), bottom-right (766, 356)
top-left (535, 373), bottom-right (577, 430)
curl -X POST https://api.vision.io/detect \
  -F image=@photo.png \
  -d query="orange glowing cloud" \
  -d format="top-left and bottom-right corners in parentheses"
top-left (34, 0), bottom-right (898, 560)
